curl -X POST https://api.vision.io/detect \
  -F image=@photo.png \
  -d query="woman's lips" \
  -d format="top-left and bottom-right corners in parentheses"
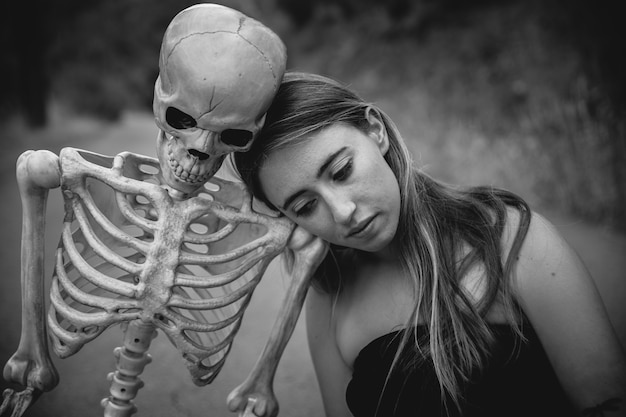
top-left (347, 215), bottom-right (376, 238)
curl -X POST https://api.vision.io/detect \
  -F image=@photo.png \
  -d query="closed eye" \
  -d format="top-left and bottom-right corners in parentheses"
top-left (332, 158), bottom-right (353, 182)
top-left (293, 199), bottom-right (317, 217)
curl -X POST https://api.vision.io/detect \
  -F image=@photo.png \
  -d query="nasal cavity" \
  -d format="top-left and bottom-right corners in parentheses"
top-left (188, 149), bottom-right (210, 160)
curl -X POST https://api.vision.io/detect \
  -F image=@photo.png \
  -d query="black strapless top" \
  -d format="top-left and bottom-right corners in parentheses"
top-left (346, 324), bottom-right (575, 417)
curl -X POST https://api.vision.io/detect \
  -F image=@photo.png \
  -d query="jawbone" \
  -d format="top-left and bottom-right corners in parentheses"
top-left (156, 132), bottom-right (224, 194)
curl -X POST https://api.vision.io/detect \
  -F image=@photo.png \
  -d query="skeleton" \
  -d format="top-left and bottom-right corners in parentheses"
top-left (1, 4), bottom-right (326, 417)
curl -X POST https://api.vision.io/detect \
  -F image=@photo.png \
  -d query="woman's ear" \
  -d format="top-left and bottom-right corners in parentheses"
top-left (364, 106), bottom-right (390, 155)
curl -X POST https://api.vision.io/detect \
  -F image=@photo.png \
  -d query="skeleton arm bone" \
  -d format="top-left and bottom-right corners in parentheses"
top-left (227, 227), bottom-right (328, 417)
top-left (2, 150), bottom-right (62, 416)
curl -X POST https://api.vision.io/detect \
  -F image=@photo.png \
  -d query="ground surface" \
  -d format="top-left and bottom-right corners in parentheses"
top-left (0, 113), bottom-right (624, 416)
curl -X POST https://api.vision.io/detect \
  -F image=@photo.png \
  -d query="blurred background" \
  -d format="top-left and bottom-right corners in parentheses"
top-left (0, 0), bottom-right (624, 416)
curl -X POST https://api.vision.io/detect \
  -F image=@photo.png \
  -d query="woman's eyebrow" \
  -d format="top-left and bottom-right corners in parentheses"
top-left (316, 146), bottom-right (347, 177)
top-left (280, 146), bottom-right (348, 210)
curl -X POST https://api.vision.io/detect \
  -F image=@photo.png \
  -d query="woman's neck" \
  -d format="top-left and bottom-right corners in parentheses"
top-left (360, 234), bottom-right (403, 263)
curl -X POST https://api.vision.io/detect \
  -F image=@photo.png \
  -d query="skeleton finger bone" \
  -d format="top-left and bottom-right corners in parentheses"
top-left (227, 233), bottom-right (328, 417)
top-left (0, 387), bottom-right (42, 417)
top-left (240, 397), bottom-right (259, 417)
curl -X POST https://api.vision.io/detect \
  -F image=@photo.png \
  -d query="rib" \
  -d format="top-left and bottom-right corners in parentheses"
top-left (70, 201), bottom-right (146, 275)
top-left (55, 251), bottom-right (140, 313)
top-left (62, 226), bottom-right (139, 298)
top-left (168, 278), bottom-right (256, 310)
top-left (174, 253), bottom-right (268, 288)
top-left (73, 190), bottom-right (151, 254)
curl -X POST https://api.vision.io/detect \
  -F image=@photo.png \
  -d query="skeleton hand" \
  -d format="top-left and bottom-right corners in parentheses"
top-left (282, 226), bottom-right (329, 275)
top-left (227, 226), bottom-right (327, 417)
top-left (0, 387), bottom-right (42, 417)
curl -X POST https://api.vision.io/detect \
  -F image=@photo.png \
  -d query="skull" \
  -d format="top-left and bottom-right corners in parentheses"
top-left (153, 3), bottom-right (287, 195)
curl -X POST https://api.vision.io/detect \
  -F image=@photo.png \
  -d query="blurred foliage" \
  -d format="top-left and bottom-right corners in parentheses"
top-left (0, 0), bottom-right (278, 123)
top-left (47, 0), bottom-right (200, 120)
top-left (0, 0), bottom-right (624, 229)
top-left (1, 0), bottom-right (623, 122)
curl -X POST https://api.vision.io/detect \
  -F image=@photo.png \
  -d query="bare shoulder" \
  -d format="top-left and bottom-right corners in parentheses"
top-left (504, 208), bottom-right (588, 294)
top-left (503, 209), bottom-right (626, 414)
top-left (504, 208), bottom-right (609, 321)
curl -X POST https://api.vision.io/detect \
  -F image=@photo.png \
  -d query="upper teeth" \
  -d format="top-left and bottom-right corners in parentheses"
top-left (166, 141), bottom-right (212, 184)
top-left (168, 156), bottom-right (211, 183)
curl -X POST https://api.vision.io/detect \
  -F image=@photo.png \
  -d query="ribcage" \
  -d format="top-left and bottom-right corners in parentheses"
top-left (48, 148), bottom-right (292, 385)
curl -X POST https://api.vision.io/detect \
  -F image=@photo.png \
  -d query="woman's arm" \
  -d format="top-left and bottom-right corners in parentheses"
top-left (513, 212), bottom-right (626, 416)
top-left (305, 286), bottom-right (354, 417)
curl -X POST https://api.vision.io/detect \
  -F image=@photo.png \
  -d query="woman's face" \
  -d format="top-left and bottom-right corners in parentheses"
top-left (258, 121), bottom-right (401, 252)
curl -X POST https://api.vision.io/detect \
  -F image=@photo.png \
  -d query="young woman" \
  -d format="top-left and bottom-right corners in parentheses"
top-left (234, 72), bottom-right (626, 417)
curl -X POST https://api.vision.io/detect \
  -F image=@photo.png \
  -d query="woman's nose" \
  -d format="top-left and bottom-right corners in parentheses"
top-left (329, 196), bottom-right (356, 224)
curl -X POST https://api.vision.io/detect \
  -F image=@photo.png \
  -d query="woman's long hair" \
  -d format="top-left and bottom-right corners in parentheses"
top-left (234, 71), bottom-right (531, 410)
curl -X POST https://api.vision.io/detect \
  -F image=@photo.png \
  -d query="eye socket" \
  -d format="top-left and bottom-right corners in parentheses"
top-left (166, 107), bottom-right (197, 129)
top-left (220, 129), bottom-right (253, 147)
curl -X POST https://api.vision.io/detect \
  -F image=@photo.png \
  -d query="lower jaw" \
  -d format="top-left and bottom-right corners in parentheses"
top-left (162, 169), bottom-right (202, 194)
